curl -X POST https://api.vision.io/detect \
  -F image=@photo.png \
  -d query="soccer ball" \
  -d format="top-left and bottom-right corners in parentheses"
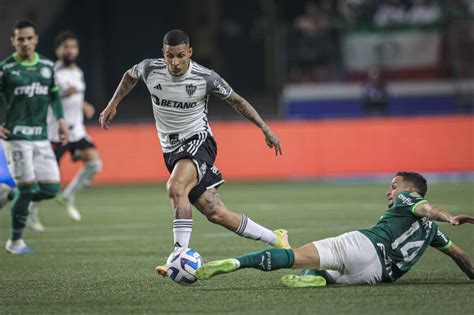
top-left (166, 247), bottom-right (203, 285)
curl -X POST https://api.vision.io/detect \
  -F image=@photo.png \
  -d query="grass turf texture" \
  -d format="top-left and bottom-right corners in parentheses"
top-left (0, 181), bottom-right (473, 314)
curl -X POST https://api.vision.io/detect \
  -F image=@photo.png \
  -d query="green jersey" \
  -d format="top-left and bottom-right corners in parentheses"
top-left (359, 191), bottom-right (452, 282)
top-left (0, 52), bottom-right (63, 141)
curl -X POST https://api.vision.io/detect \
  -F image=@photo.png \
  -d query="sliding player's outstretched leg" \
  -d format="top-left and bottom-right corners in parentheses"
top-left (197, 248), bottom-right (295, 280)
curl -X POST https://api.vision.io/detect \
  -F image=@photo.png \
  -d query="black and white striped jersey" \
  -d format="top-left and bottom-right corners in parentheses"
top-left (130, 58), bottom-right (233, 153)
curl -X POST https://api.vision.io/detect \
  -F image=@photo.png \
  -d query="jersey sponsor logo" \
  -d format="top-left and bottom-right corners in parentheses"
top-left (13, 125), bottom-right (43, 136)
top-left (185, 84), bottom-right (197, 97)
top-left (213, 79), bottom-right (230, 96)
top-left (151, 95), bottom-right (197, 109)
top-left (11, 70), bottom-right (20, 76)
top-left (40, 67), bottom-right (52, 79)
top-left (154, 83), bottom-right (162, 90)
top-left (13, 82), bottom-right (49, 97)
top-left (397, 193), bottom-right (414, 206)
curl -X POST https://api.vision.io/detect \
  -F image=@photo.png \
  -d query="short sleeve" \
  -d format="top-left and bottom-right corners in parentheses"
top-left (130, 59), bottom-right (148, 80)
top-left (205, 71), bottom-right (233, 99)
top-left (394, 191), bottom-right (428, 214)
top-left (430, 228), bottom-right (452, 250)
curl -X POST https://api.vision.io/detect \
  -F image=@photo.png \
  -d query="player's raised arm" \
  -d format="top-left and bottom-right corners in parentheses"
top-left (439, 242), bottom-right (474, 280)
top-left (99, 69), bottom-right (139, 130)
top-left (413, 202), bottom-right (474, 225)
top-left (225, 91), bottom-right (282, 156)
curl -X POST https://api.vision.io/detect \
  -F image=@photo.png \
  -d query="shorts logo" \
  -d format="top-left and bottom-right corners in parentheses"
top-left (200, 163), bottom-right (207, 175)
top-left (185, 84), bottom-right (196, 97)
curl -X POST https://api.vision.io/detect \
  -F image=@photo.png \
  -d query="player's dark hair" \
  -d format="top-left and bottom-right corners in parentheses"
top-left (54, 30), bottom-right (78, 49)
top-left (396, 171), bottom-right (428, 197)
top-left (163, 29), bottom-right (190, 47)
top-left (12, 19), bottom-right (37, 35)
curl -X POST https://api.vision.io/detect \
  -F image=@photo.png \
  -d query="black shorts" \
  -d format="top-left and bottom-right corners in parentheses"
top-left (51, 137), bottom-right (96, 163)
top-left (163, 133), bottom-right (224, 204)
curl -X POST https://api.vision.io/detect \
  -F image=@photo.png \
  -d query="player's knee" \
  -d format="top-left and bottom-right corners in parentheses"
top-left (86, 159), bottom-right (102, 174)
top-left (18, 183), bottom-right (35, 195)
top-left (166, 179), bottom-right (187, 200)
top-left (37, 183), bottom-right (60, 200)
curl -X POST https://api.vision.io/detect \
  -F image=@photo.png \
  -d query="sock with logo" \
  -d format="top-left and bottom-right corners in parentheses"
top-left (173, 219), bottom-right (193, 249)
top-left (236, 248), bottom-right (295, 271)
top-left (234, 214), bottom-right (277, 245)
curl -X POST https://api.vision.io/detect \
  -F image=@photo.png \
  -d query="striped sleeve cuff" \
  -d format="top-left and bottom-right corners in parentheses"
top-left (437, 240), bottom-right (453, 250)
top-left (411, 200), bottom-right (428, 213)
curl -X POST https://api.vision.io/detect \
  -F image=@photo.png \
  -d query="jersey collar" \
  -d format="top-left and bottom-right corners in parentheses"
top-left (13, 52), bottom-right (39, 66)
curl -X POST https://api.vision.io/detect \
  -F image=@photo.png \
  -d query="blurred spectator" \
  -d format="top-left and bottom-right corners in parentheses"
top-left (362, 67), bottom-right (389, 116)
top-left (374, 0), bottom-right (407, 27)
top-left (289, 0), bottom-right (341, 82)
top-left (338, 0), bottom-right (378, 28)
top-left (406, 0), bottom-right (441, 25)
top-left (294, 0), bottom-right (328, 36)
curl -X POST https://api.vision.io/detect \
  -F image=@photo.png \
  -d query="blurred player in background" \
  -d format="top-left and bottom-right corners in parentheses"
top-left (0, 19), bottom-right (68, 253)
top-left (26, 31), bottom-right (102, 231)
top-left (99, 29), bottom-right (288, 277)
top-left (197, 172), bottom-right (474, 286)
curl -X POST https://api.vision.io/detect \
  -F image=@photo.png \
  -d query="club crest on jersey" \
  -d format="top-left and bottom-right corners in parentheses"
top-left (40, 67), bottom-right (52, 79)
top-left (185, 84), bottom-right (196, 97)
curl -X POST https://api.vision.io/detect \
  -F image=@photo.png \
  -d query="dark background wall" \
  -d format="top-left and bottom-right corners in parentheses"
top-left (28, 0), bottom-right (306, 122)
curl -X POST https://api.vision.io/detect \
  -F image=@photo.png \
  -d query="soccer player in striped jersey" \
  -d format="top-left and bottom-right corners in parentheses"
top-left (0, 20), bottom-right (69, 254)
top-left (196, 172), bottom-right (474, 286)
top-left (26, 31), bottom-right (102, 231)
top-left (99, 29), bottom-right (289, 277)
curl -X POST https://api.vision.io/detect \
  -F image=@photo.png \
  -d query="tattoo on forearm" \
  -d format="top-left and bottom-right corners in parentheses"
top-left (112, 73), bottom-right (138, 103)
top-left (226, 93), bottom-right (266, 129)
top-left (453, 253), bottom-right (474, 279)
top-left (174, 206), bottom-right (192, 219)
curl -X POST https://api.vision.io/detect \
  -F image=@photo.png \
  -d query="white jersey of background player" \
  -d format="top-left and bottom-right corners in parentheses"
top-left (48, 61), bottom-right (87, 142)
top-left (27, 31), bottom-right (102, 232)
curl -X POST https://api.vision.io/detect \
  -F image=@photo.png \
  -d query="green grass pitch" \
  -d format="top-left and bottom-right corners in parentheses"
top-left (1, 181), bottom-right (473, 314)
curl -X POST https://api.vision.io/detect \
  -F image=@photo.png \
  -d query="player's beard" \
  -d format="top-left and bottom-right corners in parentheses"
top-left (61, 56), bottom-right (76, 67)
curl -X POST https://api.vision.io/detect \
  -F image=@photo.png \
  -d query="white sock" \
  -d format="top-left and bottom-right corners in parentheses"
top-left (173, 219), bottom-right (193, 249)
top-left (63, 160), bottom-right (102, 204)
top-left (28, 202), bottom-right (40, 218)
top-left (235, 214), bottom-right (277, 245)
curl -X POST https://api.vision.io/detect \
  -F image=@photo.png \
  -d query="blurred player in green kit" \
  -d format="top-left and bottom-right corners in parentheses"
top-left (0, 19), bottom-right (68, 254)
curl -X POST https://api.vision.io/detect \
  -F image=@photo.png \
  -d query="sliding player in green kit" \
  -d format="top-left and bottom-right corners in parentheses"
top-left (0, 19), bottom-right (69, 254)
top-left (197, 172), bottom-right (474, 286)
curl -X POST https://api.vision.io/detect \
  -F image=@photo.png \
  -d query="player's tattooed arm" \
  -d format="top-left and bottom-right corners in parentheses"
top-left (225, 91), bottom-right (282, 155)
top-left (414, 203), bottom-right (474, 225)
top-left (441, 243), bottom-right (474, 279)
top-left (99, 69), bottom-right (139, 130)
top-left (109, 69), bottom-right (139, 106)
